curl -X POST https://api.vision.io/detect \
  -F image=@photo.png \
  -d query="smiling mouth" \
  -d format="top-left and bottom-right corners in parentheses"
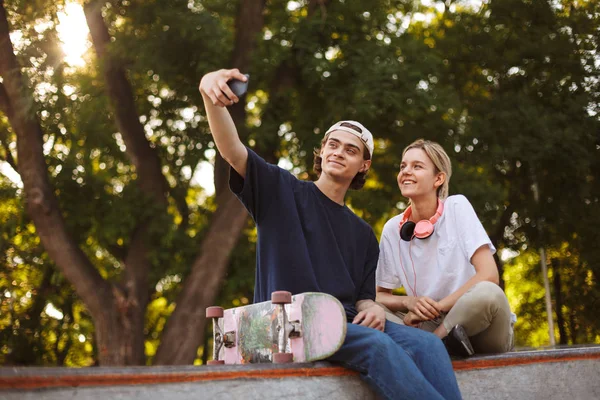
top-left (328, 160), bottom-right (345, 166)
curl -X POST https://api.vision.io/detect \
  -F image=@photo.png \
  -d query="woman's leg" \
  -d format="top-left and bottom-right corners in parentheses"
top-left (442, 281), bottom-right (513, 353)
top-left (380, 303), bottom-right (406, 326)
top-left (381, 306), bottom-right (440, 334)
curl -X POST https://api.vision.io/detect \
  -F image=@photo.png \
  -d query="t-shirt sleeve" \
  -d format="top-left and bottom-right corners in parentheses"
top-left (229, 147), bottom-right (288, 223)
top-left (452, 195), bottom-right (496, 261)
top-left (356, 230), bottom-right (380, 302)
top-left (376, 220), bottom-right (403, 290)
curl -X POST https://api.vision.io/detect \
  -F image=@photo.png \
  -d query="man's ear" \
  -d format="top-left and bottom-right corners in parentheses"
top-left (360, 160), bottom-right (372, 173)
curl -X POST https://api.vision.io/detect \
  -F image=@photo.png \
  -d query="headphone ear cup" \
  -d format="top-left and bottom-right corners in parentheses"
top-left (400, 221), bottom-right (416, 241)
top-left (414, 220), bottom-right (434, 239)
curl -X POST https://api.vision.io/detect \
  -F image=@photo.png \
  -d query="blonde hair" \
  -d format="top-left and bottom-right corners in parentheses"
top-left (402, 139), bottom-right (452, 200)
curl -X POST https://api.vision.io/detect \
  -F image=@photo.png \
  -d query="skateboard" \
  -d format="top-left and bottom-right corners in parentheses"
top-left (206, 291), bottom-right (347, 364)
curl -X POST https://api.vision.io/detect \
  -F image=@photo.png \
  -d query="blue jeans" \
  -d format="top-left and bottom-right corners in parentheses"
top-left (327, 322), bottom-right (462, 400)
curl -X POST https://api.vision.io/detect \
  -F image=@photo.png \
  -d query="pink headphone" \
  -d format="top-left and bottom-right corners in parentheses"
top-left (399, 199), bottom-right (444, 241)
top-left (397, 199), bottom-right (444, 296)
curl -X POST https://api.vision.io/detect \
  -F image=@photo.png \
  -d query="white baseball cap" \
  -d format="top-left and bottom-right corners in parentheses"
top-left (325, 120), bottom-right (374, 158)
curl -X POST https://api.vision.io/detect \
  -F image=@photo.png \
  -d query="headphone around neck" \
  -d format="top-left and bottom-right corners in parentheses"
top-left (399, 199), bottom-right (444, 241)
top-left (397, 198), bottom-right (445, 297)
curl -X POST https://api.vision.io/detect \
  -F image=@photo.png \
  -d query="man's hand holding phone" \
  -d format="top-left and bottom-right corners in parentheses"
top-left (199, 69), bottom-right (249, 107)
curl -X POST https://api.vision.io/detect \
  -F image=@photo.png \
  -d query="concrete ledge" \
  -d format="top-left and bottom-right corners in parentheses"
top-left (453, 345), bottom-right (600, 370)
top-left (453, 346), bottom-right (600, 400)
top-left (1, 346), bottom-right (599, 399)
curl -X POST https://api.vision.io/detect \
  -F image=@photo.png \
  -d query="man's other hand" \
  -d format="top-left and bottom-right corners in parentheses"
top-left (353, 303), bottom-right (386, 332)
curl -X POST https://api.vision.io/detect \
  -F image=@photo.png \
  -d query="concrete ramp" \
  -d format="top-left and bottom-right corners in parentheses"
top-left (1, 346), bottom-right (599, 399)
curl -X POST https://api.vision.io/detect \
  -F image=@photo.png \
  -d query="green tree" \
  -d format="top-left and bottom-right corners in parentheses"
top-left (1, 0), bottom-right (598, 365)
top-left (429, 0), bottom-right (600, 345)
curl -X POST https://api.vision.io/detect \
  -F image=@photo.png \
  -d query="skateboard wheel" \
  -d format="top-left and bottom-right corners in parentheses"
top-left (273, 352), bottom-right (293, 363)
top-left (271, 291), bottom-right (292, 304)
top-left (206, 306), bottom-right (224, 318)
top-left (207, 360), bottom-right (225, 365)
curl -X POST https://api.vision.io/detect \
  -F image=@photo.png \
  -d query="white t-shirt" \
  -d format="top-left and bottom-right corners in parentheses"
top-left (376, 194), bottom-right (496, 301)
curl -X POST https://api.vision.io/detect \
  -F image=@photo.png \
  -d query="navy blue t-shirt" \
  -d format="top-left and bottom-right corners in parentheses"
top-left (229, 148), bottom-right (379, 319)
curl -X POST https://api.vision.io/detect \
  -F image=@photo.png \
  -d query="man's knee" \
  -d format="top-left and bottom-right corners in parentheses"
top-left (357, 329), bottom-right (399, 365)
top-left (422, 330), bottom-right (445, 351)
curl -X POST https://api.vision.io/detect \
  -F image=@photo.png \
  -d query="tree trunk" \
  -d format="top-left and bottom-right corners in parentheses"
top-left (154, 0), bottom-right (266, 365)
top-left (154, 191), bottom-right (249, 364)
top-left (84, 0), bottom-right (174, 365)
top-left (489, 201), bottom-right (514, 291)
top-left (569, 313), bottom-right (578, 345)
top-left (83, 1), bottom-right (168, 202)
top-left (531, 176), bottom-right (555, 346)
top-left (1, 0), bottom-right (149, 366)
top-left (552, 258), bottom-right (568, 345)
top-left (0, 82), bottom-right (18, 171)
top-left (1, 0), bottom-right (106, 338)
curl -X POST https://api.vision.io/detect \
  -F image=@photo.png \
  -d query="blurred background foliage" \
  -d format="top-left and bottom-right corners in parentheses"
top-left (0, 0), bottom-right (598, 365)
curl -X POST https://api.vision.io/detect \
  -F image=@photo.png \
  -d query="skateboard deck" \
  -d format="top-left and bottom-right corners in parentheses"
top-left (207, 292), bottom-right (347, 364)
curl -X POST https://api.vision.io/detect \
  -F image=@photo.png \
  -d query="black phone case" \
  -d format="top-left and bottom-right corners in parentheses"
top-left (227, 74), bottom-right (250, 97)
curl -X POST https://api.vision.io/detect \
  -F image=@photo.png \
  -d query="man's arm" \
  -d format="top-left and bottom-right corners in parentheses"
top-left (198, 69), bottom-right (248, 177)
top-left (353, 233), bottom-right (386, 332)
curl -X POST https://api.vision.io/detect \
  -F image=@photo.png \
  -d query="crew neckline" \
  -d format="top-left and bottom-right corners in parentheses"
top-left (311, 182), bottom-right (346, 209)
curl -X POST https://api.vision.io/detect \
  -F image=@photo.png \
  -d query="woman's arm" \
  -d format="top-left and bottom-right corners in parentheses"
top-left (376, 286), bottom-right (442, 320)
top-left (437, 244), bottom-right (499, 312)
top-left (376, 287), bottom-right (409, 311)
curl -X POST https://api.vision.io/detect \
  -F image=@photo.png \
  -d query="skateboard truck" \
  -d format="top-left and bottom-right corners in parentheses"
top-left (206, 306), bottom-right (235, 365)
top-left (272, 291), bottom-right (297, 363)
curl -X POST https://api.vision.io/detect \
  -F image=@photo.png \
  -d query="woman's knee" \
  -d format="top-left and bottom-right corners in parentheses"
top-left (465, 281), bottom-right (507, 308)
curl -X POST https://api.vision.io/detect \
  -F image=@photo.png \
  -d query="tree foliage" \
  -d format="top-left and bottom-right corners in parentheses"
top-left (0, 0), bottom-right (598, 365)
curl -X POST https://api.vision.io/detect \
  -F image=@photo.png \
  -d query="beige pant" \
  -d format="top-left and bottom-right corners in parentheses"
top-left (384, 281), bottom-right (514, 354)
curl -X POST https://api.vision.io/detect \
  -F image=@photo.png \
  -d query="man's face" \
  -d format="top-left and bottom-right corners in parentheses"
top-left (320, 130), bottom-right (371, 183)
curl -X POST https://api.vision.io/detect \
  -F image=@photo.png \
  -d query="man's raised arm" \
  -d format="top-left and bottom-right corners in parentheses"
top-left (199, 69), bottom-right (248, 177)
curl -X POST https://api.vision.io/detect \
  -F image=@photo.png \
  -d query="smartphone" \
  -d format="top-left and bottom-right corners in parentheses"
top-left (227, 74), bottom-right (250, 98)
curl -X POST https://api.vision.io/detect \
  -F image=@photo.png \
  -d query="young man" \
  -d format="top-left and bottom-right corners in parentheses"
top-left (199, 68), bottom-right (462, 400)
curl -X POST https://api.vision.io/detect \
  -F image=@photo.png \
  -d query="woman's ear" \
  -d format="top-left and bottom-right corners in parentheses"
top-left (434, 172), bottom-right (445, 189)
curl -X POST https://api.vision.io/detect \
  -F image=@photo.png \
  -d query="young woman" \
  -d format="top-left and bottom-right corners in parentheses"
top-left (376, 139), bottom-right (514, 356)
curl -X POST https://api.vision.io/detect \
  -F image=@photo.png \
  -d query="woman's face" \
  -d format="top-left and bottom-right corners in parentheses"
top-left (397, 148), bottom-right (442, 200)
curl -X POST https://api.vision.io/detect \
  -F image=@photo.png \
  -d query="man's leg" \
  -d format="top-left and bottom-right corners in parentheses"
top-left (384, 321), bottom-right (462, 400)
top-left (328, 323), bottom-right (460, 400)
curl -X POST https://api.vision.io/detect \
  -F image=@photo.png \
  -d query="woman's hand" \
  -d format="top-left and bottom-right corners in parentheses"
top-left (403, 311), bottom-right (422, 327)
top-left (405, 296), bottom-right (442, 321)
